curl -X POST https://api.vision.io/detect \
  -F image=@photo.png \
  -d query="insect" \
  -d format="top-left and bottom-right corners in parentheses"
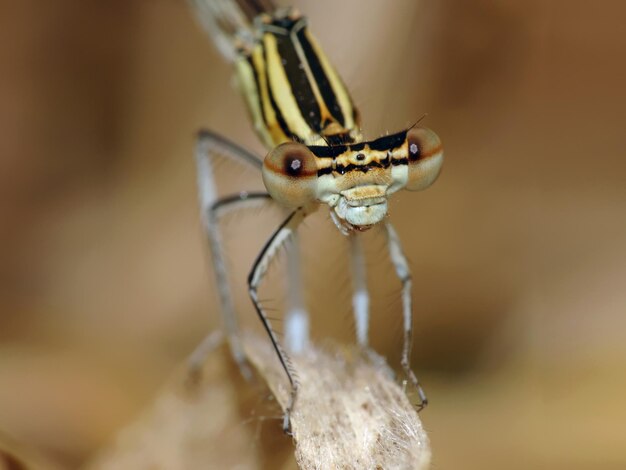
top-left (189, 0), bottom-right (443, 432)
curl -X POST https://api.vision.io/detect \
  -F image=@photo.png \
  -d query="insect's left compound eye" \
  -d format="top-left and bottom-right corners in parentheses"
top-left (262, 142), bottom-right (319, 208)
top-left (404, 127), bottom-right (444, 191)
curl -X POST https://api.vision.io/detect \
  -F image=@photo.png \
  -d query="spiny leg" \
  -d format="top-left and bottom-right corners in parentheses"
top-left (349, 233), bottom-right (370, 348)
top-left (194, 130), bottom-right (310, 385)
top-left (190, 191), bottom-right (273, 381)
top-left (193, 129), bottom-right (266, 379)
top-left (384, 222), bottom-right (428, 410)
top-left (249, 208), bottom-right (309, 433)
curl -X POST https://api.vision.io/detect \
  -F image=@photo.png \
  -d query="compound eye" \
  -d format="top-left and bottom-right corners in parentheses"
top-left (405, 127), bottom-right (444, 191)
top-left (262, 142), bottom-right (319, 207)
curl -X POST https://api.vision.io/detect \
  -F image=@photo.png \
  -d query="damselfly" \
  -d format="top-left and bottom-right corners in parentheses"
top-left (189, 0), bottom-right (443, 432)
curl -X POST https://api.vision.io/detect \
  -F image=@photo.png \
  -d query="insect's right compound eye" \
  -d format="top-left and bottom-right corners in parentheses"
top-left (404, 127), bottom-right (444, 191)
top-left (262, 142), bottom-right (319, 208)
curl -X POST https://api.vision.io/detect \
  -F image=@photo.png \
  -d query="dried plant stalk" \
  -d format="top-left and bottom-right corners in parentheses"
top-left (243, 333), bottom-right (431, 469)
top-left (85, 332), bottom-right (431, 469)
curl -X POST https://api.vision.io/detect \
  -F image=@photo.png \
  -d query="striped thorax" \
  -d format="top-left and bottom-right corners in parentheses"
top-left (235, 8), bottom-right (360, 147)
top-left (234, 8), bottom-right (443, 233)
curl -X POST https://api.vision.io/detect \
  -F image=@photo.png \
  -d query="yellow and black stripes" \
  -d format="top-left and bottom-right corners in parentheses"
top-left (235, 11), bottom-right (360, 149)
top-left (262, 126), bottom-right (443, 208)
top-left (309, 130), bottom-right (411, 177)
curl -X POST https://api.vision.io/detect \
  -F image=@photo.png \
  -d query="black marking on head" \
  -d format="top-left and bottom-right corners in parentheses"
top-left (369, 159), bottom-right (387, 169)
top-left (336, 163), bottom-right (375, 175)
top-left (334, 156), bottom-right (392, 175)
top-left (369, 130), bottom-right (408, 151)
top-left (308, 144), bottom-right (347, 158)
top-left (391, 157), bottom-right (408, 166)
top-left (381, 152), bottom-right (391, 167)
top-left (309, 128), bottom-right (411, 175)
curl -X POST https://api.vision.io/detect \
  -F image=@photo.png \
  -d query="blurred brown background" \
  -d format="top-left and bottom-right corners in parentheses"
top-left (1, 0), bottom-right (625, 468)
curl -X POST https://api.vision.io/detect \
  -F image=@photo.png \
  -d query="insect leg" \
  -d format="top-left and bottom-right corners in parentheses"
top-left (193, 129), bottom-right (267, 379)
top-left (190, 191), bottom-right (274, 380)
top-left (349, 233), bottom-right (370, 347)
top-left (384, 222), bottom-right (428, 410)
top-left (284, 232), bottom-right (309, 354)
top-left (249, 208), bottom-right (308, 433)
